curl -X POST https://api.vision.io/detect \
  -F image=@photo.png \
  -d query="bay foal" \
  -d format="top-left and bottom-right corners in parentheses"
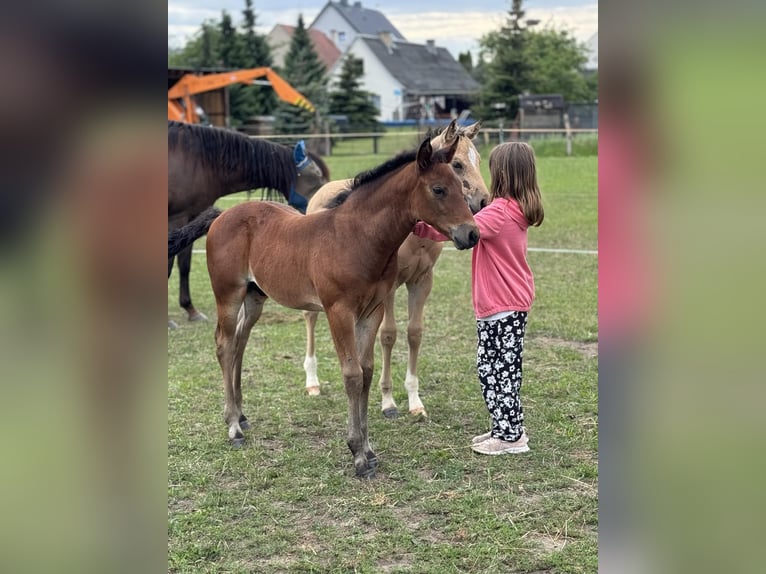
top-left (205, 138), bottom-right (478, 477)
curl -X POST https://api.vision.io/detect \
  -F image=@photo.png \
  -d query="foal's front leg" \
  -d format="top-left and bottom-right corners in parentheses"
top-left (326, 308), bottom-right (379, 478)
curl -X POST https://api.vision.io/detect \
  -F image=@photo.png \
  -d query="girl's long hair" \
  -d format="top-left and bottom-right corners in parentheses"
top-left (488, 142), bottom-right (544, 226)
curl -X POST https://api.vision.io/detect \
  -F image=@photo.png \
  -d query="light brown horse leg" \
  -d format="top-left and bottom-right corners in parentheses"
top-left (326, 308), bottom-right (375, 478)
top-left (377, 289), bottom-right (399, 418)
top-left (302, 310), bottom-right (321, 396)
top-left (405, 271), bottom-right (435, 417)
top-left (230, 284), bottom-right (267, 433)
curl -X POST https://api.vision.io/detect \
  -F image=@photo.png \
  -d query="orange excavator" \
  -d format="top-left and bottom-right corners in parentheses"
top-left (168, 67), bottom-right (315, 124)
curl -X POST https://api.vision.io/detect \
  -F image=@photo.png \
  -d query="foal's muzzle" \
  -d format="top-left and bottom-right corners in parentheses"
top-left (450, 223), bottom-right (480, 250)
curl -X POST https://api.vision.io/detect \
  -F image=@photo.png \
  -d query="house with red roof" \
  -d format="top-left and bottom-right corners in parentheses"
top-left (266, 25), bottom-right (342, 72)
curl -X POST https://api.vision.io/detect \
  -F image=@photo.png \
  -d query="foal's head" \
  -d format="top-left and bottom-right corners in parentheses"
top-left (429, 120), bottom-right (489, 214)
top-left (412, 137), bottom-right (479, 250)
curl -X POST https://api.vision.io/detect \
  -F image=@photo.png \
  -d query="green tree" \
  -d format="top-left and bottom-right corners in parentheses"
top-left (218, 11), bottom-right (239, 67)
top-left (168, 20), bottom-right (221, 68)
top-left (328, 54), bottom-right (380, 131)
top-left (458, 51), bottom-right (473, 73)
top-left (273, 14), bottom-right (327, 135)
top-left (239, 0), bottom-right (276, 116)
top-left (524, 29), bottom-right (594, 102)
top-left (476, 0), bottom-right (597, 119)
top-left (477, 0), bottom-right (532, 120)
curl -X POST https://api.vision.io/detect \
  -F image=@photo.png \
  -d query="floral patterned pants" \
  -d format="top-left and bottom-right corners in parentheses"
top-left (476, 311), bottom-right (528, 442)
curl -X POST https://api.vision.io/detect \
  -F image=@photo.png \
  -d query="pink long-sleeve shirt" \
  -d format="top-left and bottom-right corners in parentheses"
top-left (413, 197), bottom-right (534, 318)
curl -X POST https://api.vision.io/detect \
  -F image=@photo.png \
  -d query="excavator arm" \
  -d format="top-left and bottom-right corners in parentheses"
top-left (168, 67), bottom-right (315, 123)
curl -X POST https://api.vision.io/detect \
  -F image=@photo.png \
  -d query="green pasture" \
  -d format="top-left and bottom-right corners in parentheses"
top-left (168, 149), bottom-right (598, 573)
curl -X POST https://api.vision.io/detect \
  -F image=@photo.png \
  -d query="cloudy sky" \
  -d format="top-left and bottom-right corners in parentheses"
top-left (168, 0), bottom-right (598, 60)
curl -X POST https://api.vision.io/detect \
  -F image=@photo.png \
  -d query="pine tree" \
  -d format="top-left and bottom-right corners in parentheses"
top-left (477, 0), bottom-right (532, 120)
top-left (458, 51), bottom-right (473, 73)
top-left (273, 15), bottom-right (327, 135)
top-left (218, 11), bottom-right (239, 67)
top-left (328, 54), bottom-right (380, 131)
top-left (239, 0), bottom-right (276, 116)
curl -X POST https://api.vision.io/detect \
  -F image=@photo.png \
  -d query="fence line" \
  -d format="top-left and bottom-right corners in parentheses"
top-left (248, 128), bottom-right (598, 140)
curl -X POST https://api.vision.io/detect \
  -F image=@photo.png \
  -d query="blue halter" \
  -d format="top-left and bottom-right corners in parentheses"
top-left (288, 140), bottom-right (311, 214)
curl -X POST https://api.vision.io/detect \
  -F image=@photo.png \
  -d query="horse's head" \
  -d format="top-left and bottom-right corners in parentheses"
top-left (412, 137), bottom-right (479, 250)
top-left (294, 141), bottom-right (327, 198)
top-left (290, 141), bottom-right (328, 213)
top-left (431, 119), bottom-right (489, 215)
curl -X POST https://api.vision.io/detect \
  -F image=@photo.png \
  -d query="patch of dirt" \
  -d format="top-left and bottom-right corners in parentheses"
top-left (524, 531), bottom-right (568, 556)
top-left (533, 336), bottom-right (598, 359)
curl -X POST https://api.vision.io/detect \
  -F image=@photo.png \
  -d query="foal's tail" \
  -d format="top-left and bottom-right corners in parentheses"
top-left (168, 207), bottom-right (222, 258)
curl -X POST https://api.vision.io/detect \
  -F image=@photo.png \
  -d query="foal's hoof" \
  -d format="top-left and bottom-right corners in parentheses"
top-left (306, 385), bottom-right (321, 397)
top-left (355, 465), bottom-right (377, 480)
top-left (230, 436), bottom-right (246, 448)
top-left (188, 311), bottom-right (208, 322)
top-left (409, 408), bottom-right (428, 420)
top-left (382, 407), bottom-right (399, 419)
top-left (168, 320), bottom-right (179, 330)
top-left (366, 451), bottom-right (379, 468)
top-left (238, 415), bottom-right (251, 431)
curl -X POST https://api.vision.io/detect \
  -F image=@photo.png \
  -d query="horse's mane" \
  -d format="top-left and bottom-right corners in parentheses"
top-left (425, 125), bottom-right (445, 140)
top-left (351, 149), bottom-right (417, 190)
top-left (327, 141), bottom-right (451, 209)
top-left (167, 121), bottom-right (296, 195)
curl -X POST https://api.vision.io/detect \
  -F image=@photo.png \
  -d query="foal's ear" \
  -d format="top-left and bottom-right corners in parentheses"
top-left (442, 119), bottom-right (458, 145)
top-left (463, 120), bottom-right (481, 140)
top-left (416, 137), bottom-right (434, 171)
top-left (442, 134), bottom-right (460, 163)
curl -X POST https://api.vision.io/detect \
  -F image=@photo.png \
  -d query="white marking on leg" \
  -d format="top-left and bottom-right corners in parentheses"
top-left (304, 354), bottom-right (321, 395)
top-left (405, 370), bottom-right (425, 415)
top-left (228, 422), bottom-right (243, 440)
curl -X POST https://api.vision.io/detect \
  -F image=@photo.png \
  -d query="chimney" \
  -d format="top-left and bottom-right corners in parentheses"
top-left (339, 0), bottom-right (349, 6)
top-left (353, 1), bottom-right (362, 7)
top-left (426, 39), bottom-right (436, 55)
top-left (379, 31), bottom-right (393, 54)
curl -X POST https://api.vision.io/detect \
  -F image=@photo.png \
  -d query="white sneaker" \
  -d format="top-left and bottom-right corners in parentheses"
top-left (471, 432), bottom-right (530, 455)
top-left (472, 431), bottom-right (492, 444)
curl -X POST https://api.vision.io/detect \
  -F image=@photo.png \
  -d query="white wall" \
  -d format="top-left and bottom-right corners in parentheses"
top-left (328, 39), bottom-right (404, 122)
top-left (311, 7), bottom-right (356, 53)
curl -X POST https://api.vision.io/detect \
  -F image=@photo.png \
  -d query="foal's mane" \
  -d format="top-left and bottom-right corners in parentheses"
top-left (322, 149), bottom-right (416, 209)
top-left (167, 121), bottom-right (296, 194)
top-left (325, 142), bottom-right (452, 209)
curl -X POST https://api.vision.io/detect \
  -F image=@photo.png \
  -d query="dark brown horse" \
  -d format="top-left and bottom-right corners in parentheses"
top-left (205, 137), bottom-right (479, 478)
top-left (168, 121), bottom-right (328, 327)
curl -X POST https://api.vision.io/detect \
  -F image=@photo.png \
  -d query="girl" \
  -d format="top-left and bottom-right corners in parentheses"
top-left (412, 141), bottom-right (544, 455)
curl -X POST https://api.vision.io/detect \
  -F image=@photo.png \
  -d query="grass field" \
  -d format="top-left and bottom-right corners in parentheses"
top-left (168, 148), bottom-right (597, 573)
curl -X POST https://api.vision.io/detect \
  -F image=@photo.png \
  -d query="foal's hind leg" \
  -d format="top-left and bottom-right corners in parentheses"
top-left (303, 310), bottom-right (321, 396)
top-left (377, 288), bottom-right (400, 418)
top-left (213, 285), bottom-right (250, 446)
top-left (230, 284), bottom-right (267, 433)
top-left (404, 271), bottom-right (435, 418)
top-left (177, 244), bottom-right (207, 322)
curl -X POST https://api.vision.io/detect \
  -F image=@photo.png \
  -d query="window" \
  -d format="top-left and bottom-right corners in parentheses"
top-left (338, 31), bottom-right (346, 43)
